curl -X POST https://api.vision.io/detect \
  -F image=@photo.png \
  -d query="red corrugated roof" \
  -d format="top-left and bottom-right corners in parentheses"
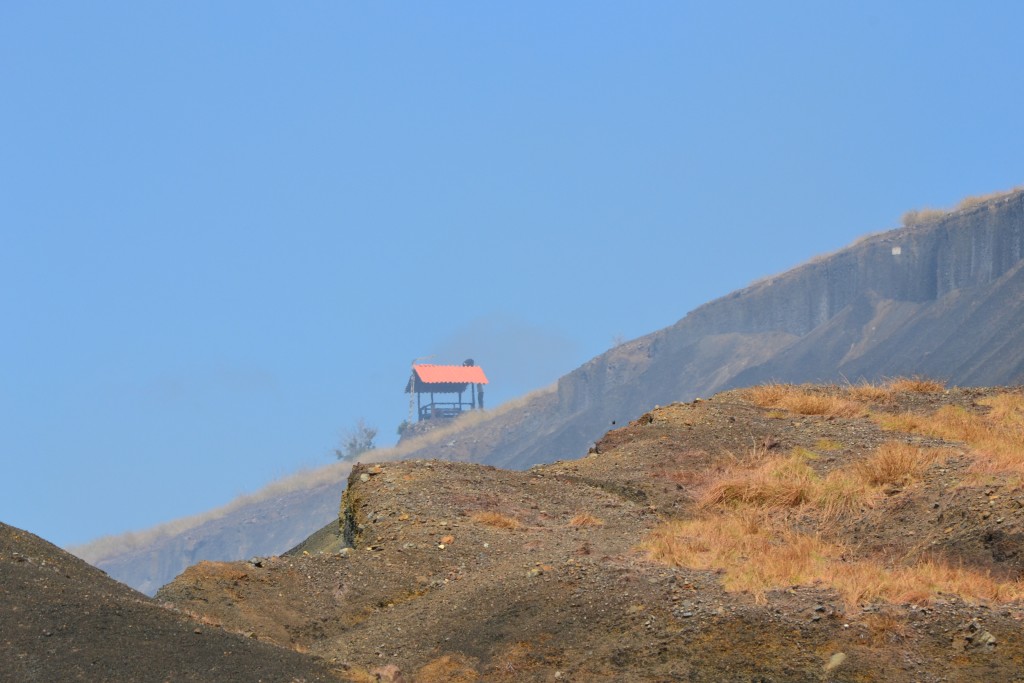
top-left (413, 364), bottom-right (488, 385)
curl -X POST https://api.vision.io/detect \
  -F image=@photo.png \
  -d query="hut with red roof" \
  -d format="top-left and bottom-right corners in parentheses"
top-left (405, 359), bottom-right (488, 422)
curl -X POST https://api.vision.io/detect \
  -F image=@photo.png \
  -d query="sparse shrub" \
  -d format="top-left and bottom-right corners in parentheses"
top-left (470, 511), bottom-right (521, 530)
top-left (335, 418), bottom-right (378, 461)
top-left (338, 667), bottom-right (379, 683)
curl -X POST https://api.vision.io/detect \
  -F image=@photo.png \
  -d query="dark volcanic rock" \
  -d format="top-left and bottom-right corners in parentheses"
top-left (0, 521), bottom-right (341, 682)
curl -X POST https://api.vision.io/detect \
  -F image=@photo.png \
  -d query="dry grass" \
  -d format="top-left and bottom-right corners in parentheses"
top-left (568, 512), bottom-right (604, 527)
top-left (861, 612), bottom-right (910, 647)
top-left (642, 513), bottom-right (1024, 609)
top-left (830, 558), bottom-right (1024, 608)
top-left (901, 187), bottom-right (1021, 227)
top-left (416, 654), bottom-right (480, 683)
top-left (339, 668), bottom-right (379, 683)
top-left (814, 438), bottom-right (842, 451)
top-left (470, 511), bottom-right (521, 530)
top-left (700, 452), bottom-right (818, 509)
top-left (815, 471), bottom-right (872, 522)
top-left (877, 393), bottom-right (1024, 475)
top-left (843, 376), bottom-right (945, 404)
top-left (885, 376), bottom-right (946, 393)
top-left (955, 187), bottom-right (1022, 211)
top-left (743, 384), bottom-right (862, 418)
top-left (854, 442), bottom-right (944, 487)
top-left (846, 382), bottom-right (892, 402)
top-left (643, 386), bottom-right (1024, 609)
top-left (641, 437), bottom-right (984, 608)
top-left (698, 443), bottom-right (937, 517)
top-left (902, 208), bottom-right (947, 226)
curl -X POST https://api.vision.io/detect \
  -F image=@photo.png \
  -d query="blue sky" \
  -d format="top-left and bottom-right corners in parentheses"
top-left (2, 2), bottom-right (1022, 548)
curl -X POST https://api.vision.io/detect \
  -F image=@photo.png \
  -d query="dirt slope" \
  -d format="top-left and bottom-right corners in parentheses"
top-left (158, 384), bottom-right (1024, 682)
top-left (0, 521), bottom-right (343, 682)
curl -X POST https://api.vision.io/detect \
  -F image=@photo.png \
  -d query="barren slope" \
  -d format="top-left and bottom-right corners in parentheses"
top-left (0, 521), bottom-right (343, 682)
top-left (158, 384), bottom-right (1024, 682)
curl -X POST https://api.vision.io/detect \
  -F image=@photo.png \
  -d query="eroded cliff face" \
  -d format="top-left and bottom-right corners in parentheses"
top-left (532, 190), bottom-right (1024, 466)
top-left (683, 193), bottom-right (1024, 340)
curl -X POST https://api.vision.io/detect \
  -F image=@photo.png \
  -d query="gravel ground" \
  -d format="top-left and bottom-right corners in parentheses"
top-left (157, 386), bottom-right (1024, 682)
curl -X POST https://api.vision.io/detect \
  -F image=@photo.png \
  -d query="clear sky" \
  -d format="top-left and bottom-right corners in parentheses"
top-left (3, 2), bottom-right (1022, 548)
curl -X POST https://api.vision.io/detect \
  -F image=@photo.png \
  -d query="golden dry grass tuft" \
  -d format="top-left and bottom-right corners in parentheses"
top-left (641, 513), bottom-right (830, 604)
top-left (640, 436), bottom-right (995, 608)
top-left (568, 512), bottom-right (604, 527)
top-left (846, 382), bottom-right (891, 402)
top-left (854, 442), bottom-right (944, 487)
top-left (470, 511), bottom-right (521, 530)
top-left (416, 654), bottom-right (480, 683)
top-left (955, 187), bottom-right (1022, 211)
top-left (842, 376), bottom-right (945, 404)
top-left (643, 514), bottom-right (1024, 609)
top-left (700, 452), bottom-right (818, 509)
top-left (815, 470), bottom-right (872, 522)
top-left (901, 187), bottom-right (1020, 227)
top-left (339, 668), bottom-right (379, 683)
top-left (877, 392), bottom-right (1024, 476)
top-left (743, 384), bottom-right (862, 417)
top-left (885, 376), bottom-right (946, 393)
top-left (902, 208), bottom-right (947, 226)
top-left (814, 438), bottom-right (842, 451)
top-left (698, 443), bottom-right (937, 517)
top-left (861, 612), bottom-right (910, 647)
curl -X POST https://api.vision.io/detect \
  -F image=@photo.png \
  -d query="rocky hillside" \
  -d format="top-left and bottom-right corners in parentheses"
top-left (0, 520), bottom-right (343, 682)
top-left (156, 382), bottom-right (1024, 682)
top-left (79, 189), bottom-right (1024, 593)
